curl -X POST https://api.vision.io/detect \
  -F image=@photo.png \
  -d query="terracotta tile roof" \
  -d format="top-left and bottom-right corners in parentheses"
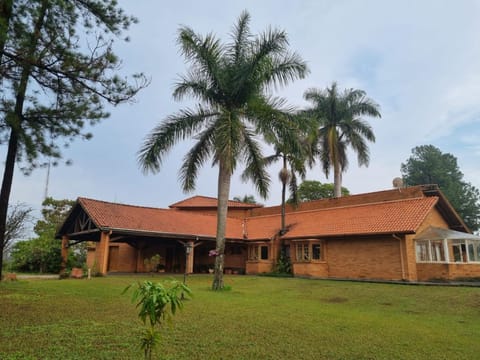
top-left (245, 197), bottom-right (438, 240)
top-left (77, 198), bottom-right (244, 240)
top-left (169, 195), bottom-right (261, 209)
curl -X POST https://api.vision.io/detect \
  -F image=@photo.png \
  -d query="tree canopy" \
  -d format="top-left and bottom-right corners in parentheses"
top-left (0, 0), bottom-right (147, 279)
top-left (303, 82), bottom-right (381, 197)
top-left (10, 197), bottom-right (81, 273)
top-left (289, 180), bottom-right (350, 203)
top-left (233, 195), bottom-right (257, 204)
top-left (138, 11), bottom-right (308, 290)
top-left (3, 202), bottom-right (32, 256)
top-left (401, 145), bottom-right (480, 231)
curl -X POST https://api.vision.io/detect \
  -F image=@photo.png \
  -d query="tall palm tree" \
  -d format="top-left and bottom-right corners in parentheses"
top-left (304, 82), bottom-right (381, 197)
top-left (138, 11), bottom-right (308, 290)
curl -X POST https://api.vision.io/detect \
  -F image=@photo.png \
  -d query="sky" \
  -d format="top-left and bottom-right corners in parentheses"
top-left (7, 0), bottom-right (480, 224)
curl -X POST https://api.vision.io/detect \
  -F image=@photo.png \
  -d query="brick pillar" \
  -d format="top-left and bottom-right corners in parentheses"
top-left (186, 241), bottom-right (194, 274)
top-left (60, 236), bottom-right (69, 274)
top-left (96, 231), bottom-right (111, 275)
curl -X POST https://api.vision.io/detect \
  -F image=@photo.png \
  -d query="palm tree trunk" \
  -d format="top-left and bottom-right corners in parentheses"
top-left (212, 160), bottom-right (231, 290)
top-left (333, 161), bottom-right (342, 197)
top-left (280, 156), bottom-right (287, 234)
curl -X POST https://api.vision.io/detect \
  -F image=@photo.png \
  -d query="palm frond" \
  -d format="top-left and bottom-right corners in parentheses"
top-left (228, 10), bottom-right (251, 64)
top-left (240, 127), bottom-right (270, 199)
top-left (177, 26), bottom-right (223, 95)
top-left (179, 126), bottom-right (216, 192)
top-left (138, 106), bottom-right (218, 174)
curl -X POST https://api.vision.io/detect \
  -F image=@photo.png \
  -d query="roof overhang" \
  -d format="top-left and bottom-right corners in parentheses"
top-left (415, 226), bottom-right (480, 241)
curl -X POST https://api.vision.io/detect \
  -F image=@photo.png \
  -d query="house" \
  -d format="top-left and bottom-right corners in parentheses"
top-left (56, 184), bottom-right (480, 281)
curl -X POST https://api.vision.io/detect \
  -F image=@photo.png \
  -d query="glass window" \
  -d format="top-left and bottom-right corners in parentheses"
top-left (295, 242), bottom-right (323, 262)
top-left (248, 245), bottom-right (268, 260)
top-left (312, 244), bottom-right (321, 260)
top-left (467, 241), bottom-right (480, 262)
top-left (430, 241), bottom-right (445, 262)
top-left (416, 241), bottom-right (428, 262)
top-left (260, 246), bottom-right (268, 260)
top-left (248, 245), bottom-right (259, 260)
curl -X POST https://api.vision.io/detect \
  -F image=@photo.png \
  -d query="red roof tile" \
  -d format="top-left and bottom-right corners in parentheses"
top-left (169, 195), bottom-right (261, 209)
top-left (78, 198), bottom-right (244, 240)
top-left (245, 197), bottom-right (438, 240)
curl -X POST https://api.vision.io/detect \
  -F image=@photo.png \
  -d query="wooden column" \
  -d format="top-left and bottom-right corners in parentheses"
top-left (186, 240), bottom-right (194, 274)
top-left (97, 231), bottom-right (111, 275)
top-left (60, 235), bottom-right (69, 274)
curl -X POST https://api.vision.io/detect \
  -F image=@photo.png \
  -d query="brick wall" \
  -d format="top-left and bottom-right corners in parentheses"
top-left (246, 260), bottom-right (273, 274)
top-left (293, 262), bottom-right (329, 277)
top-left (417, 263), bottom-right (480, 281)
top-left (327, 236), bottom-right (403, 280)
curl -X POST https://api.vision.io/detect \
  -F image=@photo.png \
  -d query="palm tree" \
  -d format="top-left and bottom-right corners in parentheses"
top-left (138, 11), bottom-right (308, 290)
top-left (304, 82), bottom-right (381, 197)
top-left (243, 117), bottom-right (310, 234)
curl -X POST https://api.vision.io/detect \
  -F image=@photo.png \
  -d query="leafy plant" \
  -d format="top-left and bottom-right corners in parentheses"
top-left (123, 280), bottom-right (191, 360)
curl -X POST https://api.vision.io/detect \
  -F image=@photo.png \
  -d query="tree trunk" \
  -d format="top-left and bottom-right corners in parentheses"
top-left (212, 160), bottom-right (231, 290)
top-left (0, 130), bottom-right (18, 279)
top-left (280, 156), bottom-right (287, 234)
top-left (0, 0), bottom-right (48, 280)
top-left (0, 0), bottom-right (13, 62)
top-left (333, 160), bottom-right (342, 198)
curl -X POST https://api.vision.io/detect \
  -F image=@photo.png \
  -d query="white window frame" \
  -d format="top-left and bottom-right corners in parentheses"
top-left (294, 240), bottom-right (324, 262)
top-left (248, 244), bottom-right (269, 261)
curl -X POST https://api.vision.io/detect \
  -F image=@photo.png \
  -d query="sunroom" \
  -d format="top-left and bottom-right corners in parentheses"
top-left (415, 226), bottom-right (480, 263)
top-left (415, 226), bottom-right (480, 281)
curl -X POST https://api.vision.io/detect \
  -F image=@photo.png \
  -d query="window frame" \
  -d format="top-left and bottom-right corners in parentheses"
top-left (248, 243), bottom-right (269, 261)
top-left (294, 240), bottom-right (324, 262)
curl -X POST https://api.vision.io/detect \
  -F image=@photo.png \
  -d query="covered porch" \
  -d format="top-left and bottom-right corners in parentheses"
top-left (57, 197), bottom-right (247, 276)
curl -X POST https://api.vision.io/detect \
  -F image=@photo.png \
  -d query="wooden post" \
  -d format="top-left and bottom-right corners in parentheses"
top-left (186, 240), bottom-right (194, 274)
top-left (60, 235), bottom-right (69, 275)
top-left (97, 231), bottom-right (111, 275)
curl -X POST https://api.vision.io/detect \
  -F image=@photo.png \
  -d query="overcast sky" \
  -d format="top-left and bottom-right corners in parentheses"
top-left (7, 0), bottom-right (480, 221)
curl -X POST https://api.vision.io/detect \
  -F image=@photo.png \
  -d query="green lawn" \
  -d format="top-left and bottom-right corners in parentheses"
top-left (0, 275), bottom-right (479, 359)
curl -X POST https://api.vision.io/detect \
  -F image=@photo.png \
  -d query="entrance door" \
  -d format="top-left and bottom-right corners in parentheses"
top-left (108, 246), bottom-right (119, 271)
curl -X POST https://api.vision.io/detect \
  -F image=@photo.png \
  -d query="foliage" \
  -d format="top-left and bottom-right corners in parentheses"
top-left (233, 195), bottom-right (257, 204)
top-left (274, 247), bottom-right (292, 274)
top-left (123, 279), bottom-right (191, 360)
top-left (0, 0), bottom-right (147, 280)
top-left (303, 82), bottom-right (381, 197)
top-left (143, 253), bottom-right (162, 272)
top-left (288, 180), bottom-right (350, 202)
top-left (1, 275), bottom-right (479, 359)
top-left (3, 202), bottom-right (33, 257)
top-left (138, 11), bottom-right (307, 290)
top-left (401, 145), bottom-right (480, 231)
top-left (243, 113), bottom-right (314, 233)
top-left (9, 197), bottom-right (84, 273)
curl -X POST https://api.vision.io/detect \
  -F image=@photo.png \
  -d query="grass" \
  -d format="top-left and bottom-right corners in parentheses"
top-left (1, 275), bottom-right (479, 359)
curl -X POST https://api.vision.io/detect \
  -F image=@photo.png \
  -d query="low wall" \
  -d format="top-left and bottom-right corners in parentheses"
top-left (417, 263), bottom-right (480, 281)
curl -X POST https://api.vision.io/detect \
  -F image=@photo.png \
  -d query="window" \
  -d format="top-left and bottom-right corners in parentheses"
top-left (248, 245), bottom-right (269, 260)
top-left (260, 246), bottom-right (268, 260)
top-left (295, 241), bottom-right (323, 262)
top-left (416, 240), bottom-right (446, 262)
top-left (453, 244), bottom-right (467, 262)
top-left (467, 241), bottom-right (480, 262)
top-left (417, 239), bottom-right (480, 263)
top-left (430, 241), bottom-right (445, 262)
top-left (416, 241), bottom-right (428, 262)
